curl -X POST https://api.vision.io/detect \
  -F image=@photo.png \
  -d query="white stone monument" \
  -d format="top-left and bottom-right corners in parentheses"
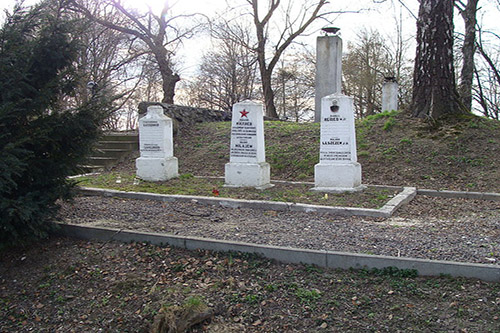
top-left (225, 100), bottom-right (272, 189)
top-left (313, 93), bottom-right (364, 192)
top-left (136, 105), bottom-right (178, 181)
top-left (382, 77), bottom-right (398, 112)
top-left (315, 31), bottom-right (342, 122)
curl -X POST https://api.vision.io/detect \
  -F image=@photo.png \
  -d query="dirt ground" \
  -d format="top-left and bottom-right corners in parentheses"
top-left (2, 116), bottom-right (499, 332)
top-left (1, 238), bottom-right (499, 332)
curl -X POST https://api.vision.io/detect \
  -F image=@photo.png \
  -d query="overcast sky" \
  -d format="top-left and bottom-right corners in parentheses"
top-left (2, 0), bottom-right (499, 78)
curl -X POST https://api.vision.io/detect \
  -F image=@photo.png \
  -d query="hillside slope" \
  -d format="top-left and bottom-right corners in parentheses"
top-left (118, 112), bottom-right (499, 192)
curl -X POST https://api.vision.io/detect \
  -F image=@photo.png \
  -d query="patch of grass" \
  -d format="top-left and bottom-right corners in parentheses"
top-left (383, 117), bottom-right (396, 131)
top-left (265, 284), bottom-right (278, 292)
top-left (399, 137), bottom-right (413, 145)
top-left (172, 263), bottom-right (186, 272)
top-left (382, 147), bottom-right (397, 156)
top-left (358, 150), bottom-right (370, 157)
top-left (358, 110), bottom-right (400, 127)
top-left (243, 293), bottom-right (260, 304)
top-left (304, 264), bottom-right (323, 274)
top-left (75, 173), bottom-right (399, 209)
top-left (229, 292), bottom-right (261, 305)
top-left (356, 266), bottom-right (418, 278)
top-left (184, 296), bottom-right (204, 307)
top-left (295, 288), bottom-right (322, 305)
top-left (448, 156), bottom-right (484, 166)
top-left (370, 193), bottom-right (389, 206)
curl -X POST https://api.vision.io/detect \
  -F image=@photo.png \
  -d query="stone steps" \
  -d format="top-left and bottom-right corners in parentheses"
top-left (92, 148), bottom-right (132, 158)
top-left (95, 140), bottom-right (139, 150)
top-left (78, 132), bottom-right (138, 173)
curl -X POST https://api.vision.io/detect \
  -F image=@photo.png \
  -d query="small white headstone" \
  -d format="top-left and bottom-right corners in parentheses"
top-left (313, 93), bottom-right (364, 192)
top-left (136, 106), bottom-right (178, 181)
top-left (225, 100), bottom-right (272, 188)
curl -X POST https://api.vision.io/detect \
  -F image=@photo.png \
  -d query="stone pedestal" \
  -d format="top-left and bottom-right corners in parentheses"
top-left (314, 163), bottom-right (362, 192)
top-left (136, 157), bottom-right (178, 182)
top-left (315, 35), bottom-right (342, 122)
top-left (313, 93), bottom-right (364, 193)
top-left (136, 106), bottom-right (178, 181)
top-left (382, 78), bottom-right (398, 112)
top-left (225, 100), bottom-right (272, 189)
top-left (225, 162), bottom-right (271, 189)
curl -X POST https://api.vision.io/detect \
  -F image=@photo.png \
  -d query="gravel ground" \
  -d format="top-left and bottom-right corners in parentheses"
top-left (58, 194), bottom-right (500, 265)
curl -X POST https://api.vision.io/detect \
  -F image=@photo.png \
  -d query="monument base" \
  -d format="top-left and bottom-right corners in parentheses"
top-left (312, 162), bottom-right (365, 193)
top-left (136, 156), bottom-right (178, 181)
top-left (224, 162), bottom-right (273, 189)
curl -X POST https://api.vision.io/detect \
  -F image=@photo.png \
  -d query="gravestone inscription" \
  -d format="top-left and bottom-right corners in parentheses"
top-left (313, 93), bottom-right (364, 192)
top-left (225, 100), bottom-right (271, 188)
top-left (136, 105), bottom-right (178, 181)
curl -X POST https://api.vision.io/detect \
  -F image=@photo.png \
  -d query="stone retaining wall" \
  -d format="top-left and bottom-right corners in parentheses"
top-left (138, 102), bottom-right (229, 135)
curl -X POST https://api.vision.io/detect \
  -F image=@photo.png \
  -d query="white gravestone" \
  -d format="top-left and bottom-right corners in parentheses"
top-left (136, 105), bottom-right (178, 181)
top-left (313, 93), bottom-right (364, 192)
top-left (225, 100), bottom-right (272, 189)
top-left (382, 78), bottom-right (398, 112)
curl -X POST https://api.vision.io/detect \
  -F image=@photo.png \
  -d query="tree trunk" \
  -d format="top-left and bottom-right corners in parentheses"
top-left (459, 0), bottom-right (479, 111)
top-left (410, 0), bottom-right (464, 118)
top-left (155, 47), bottom-right (180, 104)
top-left (160, 71), bottom-right (180, 104)
top-left (261, 68), bottom-right (279, 119)
top-left (252, 0), bottom-right (279, 119)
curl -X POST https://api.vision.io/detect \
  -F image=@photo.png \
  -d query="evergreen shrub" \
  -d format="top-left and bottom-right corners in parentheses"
top-left (0, 2), bottom-right (108, 247)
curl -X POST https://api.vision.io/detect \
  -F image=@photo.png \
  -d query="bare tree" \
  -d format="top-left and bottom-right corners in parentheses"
top-left (410, 0), bottom-right (465, 118)
top-left (36, 0), bottom-right (147, 130)
top-left (74, 18), bottom-right (147, 130)
top-left (343, 29), bottom-right (391, 117)
top-left (474, 64), bottom-right (500, 119)
top-left (186, 21), bottom-right (259, 111)
top-left (241, 0), bottom-right (335, 118)
top-left (69, 0), bottom-right (200, 104)
top-left (273, 48), bottom-right (315, 121)
top-left (473, 24), bottom-right (500, 119)
top-left (342, 28), bottom-right (412, 118)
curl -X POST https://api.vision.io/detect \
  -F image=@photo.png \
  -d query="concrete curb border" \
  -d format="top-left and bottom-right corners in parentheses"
top-left (57, 224), bottom-right (500, 282)
top-left (379, 186), bottom-right (417, 215)
top-left (417, 189), bottom-right (500, 201)
top-left (78, 186), bottom-right (417, 218)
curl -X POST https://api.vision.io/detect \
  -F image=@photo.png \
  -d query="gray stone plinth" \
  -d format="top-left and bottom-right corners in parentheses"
top-left (315, 35), bottom-right (342, 122)
top-left (382, 80), bottom-right (398, 112)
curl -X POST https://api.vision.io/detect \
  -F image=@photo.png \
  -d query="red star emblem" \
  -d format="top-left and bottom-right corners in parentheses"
top-left (240, 109), bottom-right (249, 118)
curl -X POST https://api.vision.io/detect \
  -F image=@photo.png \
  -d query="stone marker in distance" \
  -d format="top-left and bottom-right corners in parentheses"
top-left (225, 100), bottom-right (272, 189)
top-left (313, 93), bottom-right (364, 193)
top-left (382, 76), bottom-right (398, 112)
top-left (136, 105), bottom-right (178, 181)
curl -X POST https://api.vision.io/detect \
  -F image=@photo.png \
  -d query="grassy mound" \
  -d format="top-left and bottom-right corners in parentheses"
top-left (112, 113), bottom-right (499, 192)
